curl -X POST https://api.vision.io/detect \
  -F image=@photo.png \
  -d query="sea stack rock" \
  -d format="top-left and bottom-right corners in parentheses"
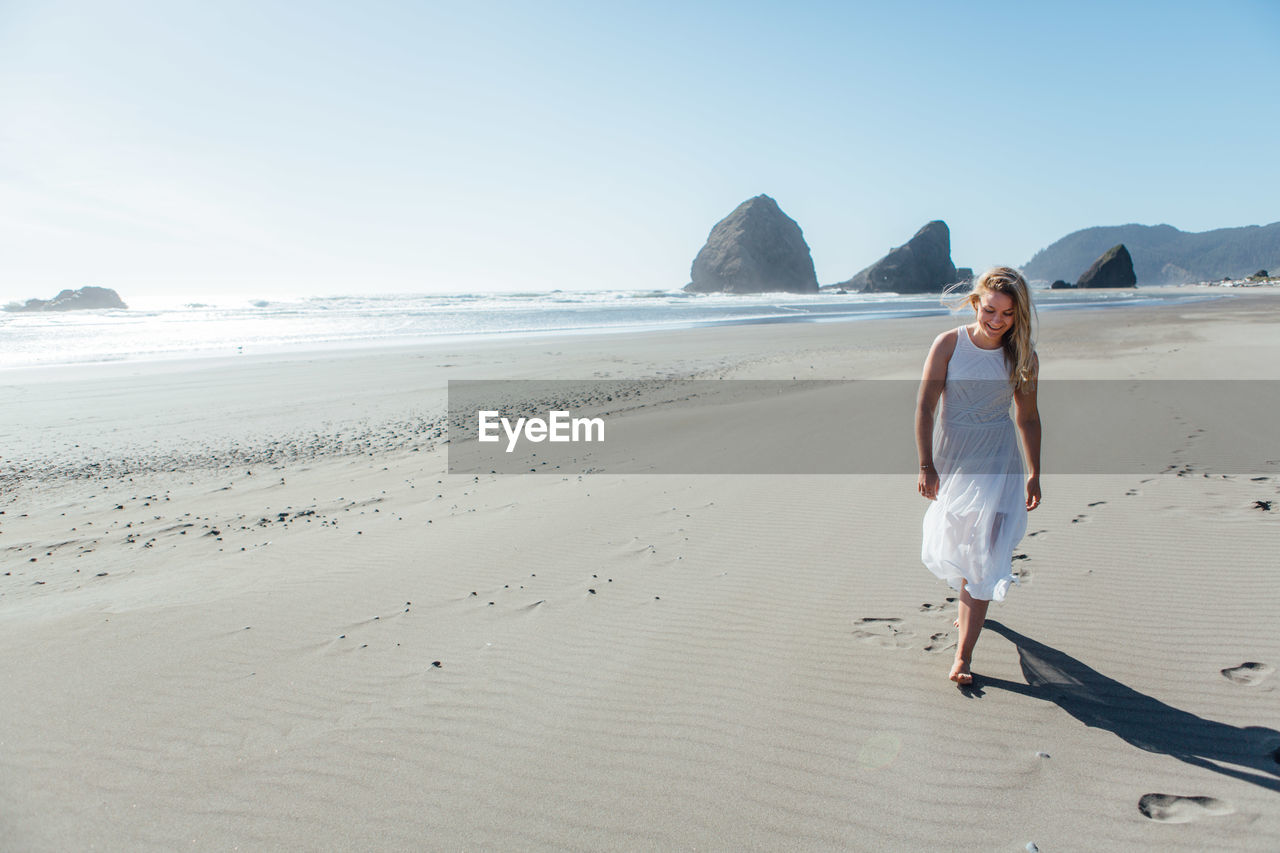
top-left (1050, 279), bottom-right (1073, 290)
top-left (6, 286), bottom-right (128, 312)
top-left (684, 195), bottom-right (819, 293)
top-left (1076, 244), bottom-right (1137, 288)
top-left (841, 221), bottom-right (959, 293)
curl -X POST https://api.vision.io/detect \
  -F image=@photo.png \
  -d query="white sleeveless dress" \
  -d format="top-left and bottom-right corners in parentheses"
top-left (921, 325), bottom-right (1028, 602)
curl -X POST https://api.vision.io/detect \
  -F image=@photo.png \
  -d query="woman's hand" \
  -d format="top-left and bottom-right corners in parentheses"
top-left (1026, 475), bottom-right (1041, 511)
top-left (918, 466), bottom-right (939, 500)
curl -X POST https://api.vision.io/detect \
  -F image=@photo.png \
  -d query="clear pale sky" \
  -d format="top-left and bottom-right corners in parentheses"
top-left (2, 0), bottom-right (1277, 306)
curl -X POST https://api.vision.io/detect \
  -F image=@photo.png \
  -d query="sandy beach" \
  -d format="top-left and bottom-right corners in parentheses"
top-left (3, 289), bottom-right (1279, 851)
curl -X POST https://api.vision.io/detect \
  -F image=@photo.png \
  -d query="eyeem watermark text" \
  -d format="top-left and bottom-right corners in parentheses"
top-left (450, 379), bottom-right (1280, 475)
top-left (477, 410), bottom-right (605, 453)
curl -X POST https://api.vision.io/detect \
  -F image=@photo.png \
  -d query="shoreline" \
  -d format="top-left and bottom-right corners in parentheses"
top-left (1, 282), bottom-right (1262, 375)
top-left (6, 290), bottom-right (1280, 493)
top-left (0, 283), bottom-right (1261, 380)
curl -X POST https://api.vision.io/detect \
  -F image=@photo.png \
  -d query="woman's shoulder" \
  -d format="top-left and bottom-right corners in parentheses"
top-left (922, 327), bottom-right (961, 378)
top-left (930, 326), bottom-right (962, 359)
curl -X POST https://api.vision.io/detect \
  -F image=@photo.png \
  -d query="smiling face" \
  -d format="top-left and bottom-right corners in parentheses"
top-left (975, 290), bottom-right (1015, 343)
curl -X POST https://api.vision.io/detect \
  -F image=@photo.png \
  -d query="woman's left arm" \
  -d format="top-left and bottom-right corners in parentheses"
top-left (1013, 353), bottom-right (1041, 511)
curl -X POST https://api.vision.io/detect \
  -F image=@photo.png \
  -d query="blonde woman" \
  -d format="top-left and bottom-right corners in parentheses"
top-left (915, 267), bottom-right (1042, 685)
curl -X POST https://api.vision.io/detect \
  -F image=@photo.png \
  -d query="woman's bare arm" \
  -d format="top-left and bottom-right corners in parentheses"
top-left (1013, 352), bottom-right (1041, 510)
top-left (915, 331), bottom-right (955, 499)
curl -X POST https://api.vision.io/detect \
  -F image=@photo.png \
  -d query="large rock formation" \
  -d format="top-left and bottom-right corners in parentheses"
top-left (684, 195), bottom-right (819, 293)
top-left (840, 221), bottom-right (959, 293)
top-left (6, 286), bottom-right (128, 312)
top-left (1076, 244), bottom-right (1137, 288)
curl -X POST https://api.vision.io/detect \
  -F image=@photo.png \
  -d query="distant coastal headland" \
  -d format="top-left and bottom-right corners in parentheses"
top-left (683, 194), bottom-right (1280, 294)
top-left (5, 286), bottom-right (128, 312)
top-left (1025, 221), bottom-right (1280, 285)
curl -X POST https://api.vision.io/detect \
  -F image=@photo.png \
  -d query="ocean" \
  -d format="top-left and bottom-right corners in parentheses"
top-left (0, 287), bottom-right (1221, 369)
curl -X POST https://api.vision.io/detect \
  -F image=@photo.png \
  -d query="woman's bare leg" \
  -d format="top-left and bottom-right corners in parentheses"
top-left (950, 581), bottom-right (989, 684)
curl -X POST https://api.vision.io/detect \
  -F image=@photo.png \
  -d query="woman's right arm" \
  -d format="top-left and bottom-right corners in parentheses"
top-left (915, 331), bottom-right (954, 500)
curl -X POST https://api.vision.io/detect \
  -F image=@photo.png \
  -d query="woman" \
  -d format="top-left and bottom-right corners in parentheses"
top-left (915, 266), bottom-right (1042, 686)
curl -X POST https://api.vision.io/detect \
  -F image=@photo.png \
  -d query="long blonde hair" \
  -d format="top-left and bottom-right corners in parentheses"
top-left (944, 266), bottom-right (1037, 390)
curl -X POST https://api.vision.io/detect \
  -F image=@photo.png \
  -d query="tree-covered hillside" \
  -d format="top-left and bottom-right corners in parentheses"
top-left (1022, 222), bottom-right (1280, 284)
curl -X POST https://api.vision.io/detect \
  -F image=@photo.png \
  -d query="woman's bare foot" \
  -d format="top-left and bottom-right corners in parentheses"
top-left (949, 657), bottom-right (973, 685)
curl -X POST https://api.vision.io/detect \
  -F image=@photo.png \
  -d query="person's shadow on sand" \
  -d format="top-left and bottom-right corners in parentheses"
top-left (972, 620), bottom-right (1280, 792)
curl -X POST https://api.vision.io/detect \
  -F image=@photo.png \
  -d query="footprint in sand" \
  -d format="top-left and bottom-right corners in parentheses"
top-left (1220, 661), bottom-right (1274, 686)
top-left (1010, 554), bottom-right (1032, 582)
top-left (1026, 529), bottom-right (1047, 538)
top-left (1087, 501), bottom-right (1106, 507)
top-left (923, 632), bottom-right (956, 654)
top-left (1138, 794), bottom-right (1234, 823)
top-left (919, 600), bottom-right (954, 615)
top-left (1071, 514), bottom-right (1088, 523)
top-left (1125, 489), bottom-right (1140, 496)
top-left (850, 629), bottom-right (916, 649)
top-left (852, 618), bottom-right (915, 649)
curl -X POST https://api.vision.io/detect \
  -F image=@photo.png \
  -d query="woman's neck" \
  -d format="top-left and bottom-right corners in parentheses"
top-left (968, 322), bottom-right (1005, 351)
